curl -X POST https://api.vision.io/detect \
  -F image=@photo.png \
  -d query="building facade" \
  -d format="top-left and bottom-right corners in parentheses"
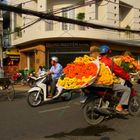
top-left (3, 10), bottom-right (20, 76)
top-left (10, 0), bottom-right (140, 71)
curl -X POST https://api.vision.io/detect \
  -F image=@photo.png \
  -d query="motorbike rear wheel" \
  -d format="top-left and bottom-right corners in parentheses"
top-left (128, 95), bottom-right (140, 116)
top-left (83, 98), bottom-right (104, 125)
top-left (27, 91), bottom-right (42, 107)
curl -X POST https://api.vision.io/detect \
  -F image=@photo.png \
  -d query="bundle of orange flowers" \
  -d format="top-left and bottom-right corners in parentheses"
top-left (58, 55), bottom-right (98, 89)
top-left (63, 62), bottom-right (97, 79)
top-left (121, 55), bottom-right (139, 73)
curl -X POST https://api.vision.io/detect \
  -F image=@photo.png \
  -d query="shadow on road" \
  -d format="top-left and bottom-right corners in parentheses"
top-left (15, 92), bottom-right (26, 100)
top-left (100, 137), bottom-right (111, 140)
top-left (44, 125), bottom-right (115, 139)
top-left (41, 92), bottom-right (80, 106)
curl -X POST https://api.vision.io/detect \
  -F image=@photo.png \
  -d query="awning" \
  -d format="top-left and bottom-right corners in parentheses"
top-left (6, 51), bottom-right (20, 55)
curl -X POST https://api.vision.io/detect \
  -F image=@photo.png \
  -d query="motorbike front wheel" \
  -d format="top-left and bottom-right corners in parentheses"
top-left (27, 91), bottom-right (42, 107)
top-left (128, 95), bottom-right (140, 116)
top-left (83, 98), bottom-right (104, 125)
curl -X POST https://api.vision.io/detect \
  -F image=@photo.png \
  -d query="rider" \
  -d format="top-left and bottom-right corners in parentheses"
top-left (37, 66), bottom-right (46, 77)
top-left (99, 45), bottom-right (132, 114)
top-left (47, 56), bottom-right (63, 98)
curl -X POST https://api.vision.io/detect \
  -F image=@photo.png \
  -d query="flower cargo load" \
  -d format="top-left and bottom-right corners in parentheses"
top-left (95, 62), bottom-right (114, 85)
top-left (113, 55), bottom-right (140, 73)
top-left (58, 55), bottom-right (114, 90)
top-left (58, 55), bottom-right (100, 89)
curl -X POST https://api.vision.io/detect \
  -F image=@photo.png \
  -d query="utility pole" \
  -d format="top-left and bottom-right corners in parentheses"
top-left (0, 3), bottom-right (140, 33)
top-left (0, 10), bottom-right (3, 68)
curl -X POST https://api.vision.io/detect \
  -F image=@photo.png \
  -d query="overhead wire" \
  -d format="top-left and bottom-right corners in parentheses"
top-left (5, 0), bottom-right (97, 35)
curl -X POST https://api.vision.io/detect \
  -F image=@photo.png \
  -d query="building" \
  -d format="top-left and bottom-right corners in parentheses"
top-left (3, 10), bottom-right (20, 76)
top-left (10, 0), bottom-right (140, 71)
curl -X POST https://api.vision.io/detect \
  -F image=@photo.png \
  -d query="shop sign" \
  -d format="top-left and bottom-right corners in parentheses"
top-left (9, 55), bottom-right (20, 61)
top-left (46, 42), bottom-right (90, 47)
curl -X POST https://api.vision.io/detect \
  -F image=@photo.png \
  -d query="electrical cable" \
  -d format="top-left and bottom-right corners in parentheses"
top-left (5, 0), bottom-right (97, 35)
top-left (4, 18), bottom-right (41, 35)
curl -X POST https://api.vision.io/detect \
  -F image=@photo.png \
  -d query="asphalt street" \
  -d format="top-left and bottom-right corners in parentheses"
top-left (0, 85), bottom-right (140, 140)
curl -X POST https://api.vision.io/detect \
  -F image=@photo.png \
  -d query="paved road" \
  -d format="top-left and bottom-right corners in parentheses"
top-left (0, 85), bottom-right (140, 140)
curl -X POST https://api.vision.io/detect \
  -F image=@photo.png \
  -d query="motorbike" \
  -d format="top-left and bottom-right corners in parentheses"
top-left (11, 72), bottom-right (22, 84)
top-left (81, 82), bottom-right (140, 125)
top-left (27, 71), bottom-right (46, 87)
top-left (27, 75), bottom-right (73, 107)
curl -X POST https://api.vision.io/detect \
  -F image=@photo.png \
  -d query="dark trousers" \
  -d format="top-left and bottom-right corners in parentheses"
top-left (50, 79), bottom-right (58, 96)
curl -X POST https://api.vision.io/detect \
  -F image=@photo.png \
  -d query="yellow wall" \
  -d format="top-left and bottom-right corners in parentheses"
top-left (19, 44), bottom-right (46, 72)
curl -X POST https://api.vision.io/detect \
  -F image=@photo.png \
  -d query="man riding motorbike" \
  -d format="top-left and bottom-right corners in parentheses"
top-left (46, 56), bottom-right (63, 98)
top-left (99, 45), bottom-right (132, 114)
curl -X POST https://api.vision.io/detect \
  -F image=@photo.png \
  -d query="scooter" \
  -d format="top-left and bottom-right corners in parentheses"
top-left (27, 75), bottom-right (72, 107)
top-left (82, 82), bottom-right (140, 125)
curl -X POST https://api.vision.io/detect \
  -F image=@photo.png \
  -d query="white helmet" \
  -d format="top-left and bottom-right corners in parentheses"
top-left (51, 56), bottom-right (58, 62)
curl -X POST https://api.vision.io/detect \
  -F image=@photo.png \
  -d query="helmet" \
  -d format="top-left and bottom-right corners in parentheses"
top-left (51, 56), bottom-right (58, 62)
top-left (99, 45), bottom-right (111, 54)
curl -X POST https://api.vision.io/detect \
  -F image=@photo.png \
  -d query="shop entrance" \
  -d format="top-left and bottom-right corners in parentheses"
top-left (49, 52), bottom-right (89, 68)
top-left (47, 45), bottom-right (90, 68)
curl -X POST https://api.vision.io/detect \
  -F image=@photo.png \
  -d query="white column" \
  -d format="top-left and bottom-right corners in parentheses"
top-left (85, 0), bottom-right (96, 22)
top-left (27, 55), bottom-right (30, 70)
top-left (37, 0), bottom-right (47, 12)
top-left (107, 0), bottom-right (119, 26)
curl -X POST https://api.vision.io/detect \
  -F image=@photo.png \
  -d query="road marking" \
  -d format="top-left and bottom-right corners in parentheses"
top-left (39, 106), bottom-right (71, 113)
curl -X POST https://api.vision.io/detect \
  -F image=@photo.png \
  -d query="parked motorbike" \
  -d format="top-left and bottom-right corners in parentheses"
top-left (11, 72), bottom-right (22, 84)
top-left (81, 82), bottom-right (140, 125)
top-left (27, 75), bottom-right (72, 107)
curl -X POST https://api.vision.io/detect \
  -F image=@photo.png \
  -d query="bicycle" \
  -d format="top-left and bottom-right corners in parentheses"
top-left (0, 78), bottom-right (15, 101)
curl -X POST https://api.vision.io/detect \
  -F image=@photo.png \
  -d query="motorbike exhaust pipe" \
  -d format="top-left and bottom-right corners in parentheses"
top-left (94, 108), bottom-right (111, 116)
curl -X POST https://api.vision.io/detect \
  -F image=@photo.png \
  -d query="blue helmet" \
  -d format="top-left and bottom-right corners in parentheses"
top-left (99, 45), bottom-right (110, 54)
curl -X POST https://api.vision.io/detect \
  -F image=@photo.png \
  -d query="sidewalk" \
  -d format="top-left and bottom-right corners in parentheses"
top-left (14, 84), bottom-right (30, 92)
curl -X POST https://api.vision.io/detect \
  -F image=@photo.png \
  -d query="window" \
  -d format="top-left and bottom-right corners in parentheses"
top-left (62, 9), bottom-right (75, 30)
top-left (45, 20), bottom-right (53, 31)
top-left (119, 2), bottom-right (132, 27)
top-left (62, 10), bottom-right (68, 30)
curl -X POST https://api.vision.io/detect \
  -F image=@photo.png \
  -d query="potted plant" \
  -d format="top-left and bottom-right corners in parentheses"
top-left (14, 27), bottom-right (22, 37)
top-left (77, 12), bottom-right (85, 21)
top-left (125, 25), bottom-right (131, 37)
top-left (77, 12), bottom-right (85, 30)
